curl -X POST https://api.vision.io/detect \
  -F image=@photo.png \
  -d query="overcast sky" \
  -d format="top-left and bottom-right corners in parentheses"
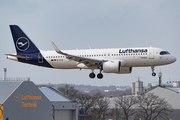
top-left (0, 0), bottom-right (179, 87)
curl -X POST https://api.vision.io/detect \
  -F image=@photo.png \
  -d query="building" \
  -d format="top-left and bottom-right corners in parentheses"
top-left (144, 86), bottom-right (180, 119)
top-left (108, 86), bottom-right (180, 119)
top-left (166, 81), bottom-right (180, 87)
top-left (0, 80), bottom-right (52, 120)
top-left (132, 77), bottom-right (144, 95)
top-left (0, 80), bottom-right (79, 120)
top-left (38, 85), bottom-right (78, 120)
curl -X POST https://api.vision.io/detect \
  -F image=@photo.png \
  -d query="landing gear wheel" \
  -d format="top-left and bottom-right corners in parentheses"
top-left (152, 72), bottom-right (156, 76)
top-left (89, 72), bottom-right (95, 78)
top-left (97, 73), bottom-right (103, 79)
top-left (151, 66), bottom-right (156, 77)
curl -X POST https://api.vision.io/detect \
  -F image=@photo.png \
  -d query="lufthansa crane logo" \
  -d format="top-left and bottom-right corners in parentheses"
top-left (16, 37), bottom-right (30, 51)
top-left (14, 93), bottom-right (19, 101)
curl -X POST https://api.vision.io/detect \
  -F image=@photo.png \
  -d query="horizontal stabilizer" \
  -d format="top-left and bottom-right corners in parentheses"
top-left (5, 54), bottom-right (28, 59)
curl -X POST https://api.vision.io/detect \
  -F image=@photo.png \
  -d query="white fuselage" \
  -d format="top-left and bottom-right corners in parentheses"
top-left (41, 47), bottom-right (176, 69)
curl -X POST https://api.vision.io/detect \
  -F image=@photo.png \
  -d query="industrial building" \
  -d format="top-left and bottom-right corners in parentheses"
top-left (143, 86), bottom-right (180, 119)
top-left (0, 80), bottom-right (78, 120)
top-left (0, 80), bottom-right (52, 120)
top-left (107, 86), bottom-right (180, 119)
top-left (38, 85), bottom-right (78, 120)
top-left (131, 76), bottom-right (144, 95)
top-left (108, 72), bottom-right (180, 119)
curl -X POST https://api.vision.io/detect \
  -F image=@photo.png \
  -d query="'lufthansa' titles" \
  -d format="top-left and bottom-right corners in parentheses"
top-left (21, 95), bottom-right (41, 100)
top-left (119, 49), bottom-right (148, 53)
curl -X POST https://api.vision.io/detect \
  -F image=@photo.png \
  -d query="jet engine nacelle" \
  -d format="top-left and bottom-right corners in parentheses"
top-left (103, 60), bottom-right (130, 73)
top-left (115, 67), bottom-right (132, 74)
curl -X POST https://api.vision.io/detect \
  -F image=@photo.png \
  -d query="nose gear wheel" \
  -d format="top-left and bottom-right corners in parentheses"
top-left (151, 66), bottom-right (156, 76)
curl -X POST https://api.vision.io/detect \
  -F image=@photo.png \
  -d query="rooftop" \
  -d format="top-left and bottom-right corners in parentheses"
top-left (38, 86), bottom-right (72, 102)
top-left (0, 81), bottom-right (23, 104)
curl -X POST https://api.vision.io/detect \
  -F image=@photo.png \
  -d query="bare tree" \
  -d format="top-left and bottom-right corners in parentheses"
top-left (109, 95), bottom-right (137, 120)
top-left (77, 92), bottom-right (94, 115)
top-left (135, 93), bottom-right (172, 120)
top-left (58, 84), bottom-right (78, 98)
top-left (90, 93), bottom-right (110, 120)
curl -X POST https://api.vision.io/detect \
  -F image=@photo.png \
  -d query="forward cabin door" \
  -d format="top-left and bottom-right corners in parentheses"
top-left (149, 49), bottom-right (154, 59)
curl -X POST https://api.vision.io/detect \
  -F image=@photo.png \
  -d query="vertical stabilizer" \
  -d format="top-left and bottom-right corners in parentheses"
top-left (10, 25), bottom-right (39, 54)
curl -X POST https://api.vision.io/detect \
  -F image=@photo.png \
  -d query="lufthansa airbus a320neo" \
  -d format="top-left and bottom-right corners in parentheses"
top-left (6, 25), bottom-right (176, 79)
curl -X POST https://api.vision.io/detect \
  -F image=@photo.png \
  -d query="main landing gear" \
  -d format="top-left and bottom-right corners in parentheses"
top-left (89, 72), bottom-right (95, 78)
top-left (151, 66), bottom-right (156, 76)
top-left (97, 73), bottom-right (103, 79)
top-left (89, 69), bottom-right (103, 79)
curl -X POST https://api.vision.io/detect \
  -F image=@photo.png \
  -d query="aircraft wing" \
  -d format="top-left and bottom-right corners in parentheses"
top-left (51, 42), bottom-right (105, 68)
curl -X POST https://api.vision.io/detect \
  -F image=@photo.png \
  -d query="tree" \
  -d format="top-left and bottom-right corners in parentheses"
top-left (58, 84), bottom-right (79, 98)
top-left (135, 93), bottom-right (172, 120)
top-left (77, 92), bottom-right (94, 115)
top-left (90, 93), bottom-right (110, 120)
top-left (110, 95), bottom-right (137, 120)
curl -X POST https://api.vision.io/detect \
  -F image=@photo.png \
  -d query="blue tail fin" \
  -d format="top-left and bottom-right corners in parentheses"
top-left (10, 25), bottom-right (39, 54)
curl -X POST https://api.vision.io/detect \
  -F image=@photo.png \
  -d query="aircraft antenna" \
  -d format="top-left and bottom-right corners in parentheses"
top-left (88, 45), bottom-right (92, 49)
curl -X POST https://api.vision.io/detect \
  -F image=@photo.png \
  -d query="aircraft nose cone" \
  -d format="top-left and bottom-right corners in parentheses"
top-left (170, 56), bottom-right (176, 63)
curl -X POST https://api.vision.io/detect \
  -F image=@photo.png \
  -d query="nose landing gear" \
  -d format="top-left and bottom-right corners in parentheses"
top-left (151, 66), bottom-right (156, 76)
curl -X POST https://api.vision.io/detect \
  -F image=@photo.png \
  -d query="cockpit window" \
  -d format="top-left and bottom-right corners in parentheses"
top-left (160, 51), bottom-right (170, 55)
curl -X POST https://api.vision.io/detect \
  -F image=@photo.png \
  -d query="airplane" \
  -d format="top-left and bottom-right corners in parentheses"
top-left (6, 25), bottom-right (176, 79)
